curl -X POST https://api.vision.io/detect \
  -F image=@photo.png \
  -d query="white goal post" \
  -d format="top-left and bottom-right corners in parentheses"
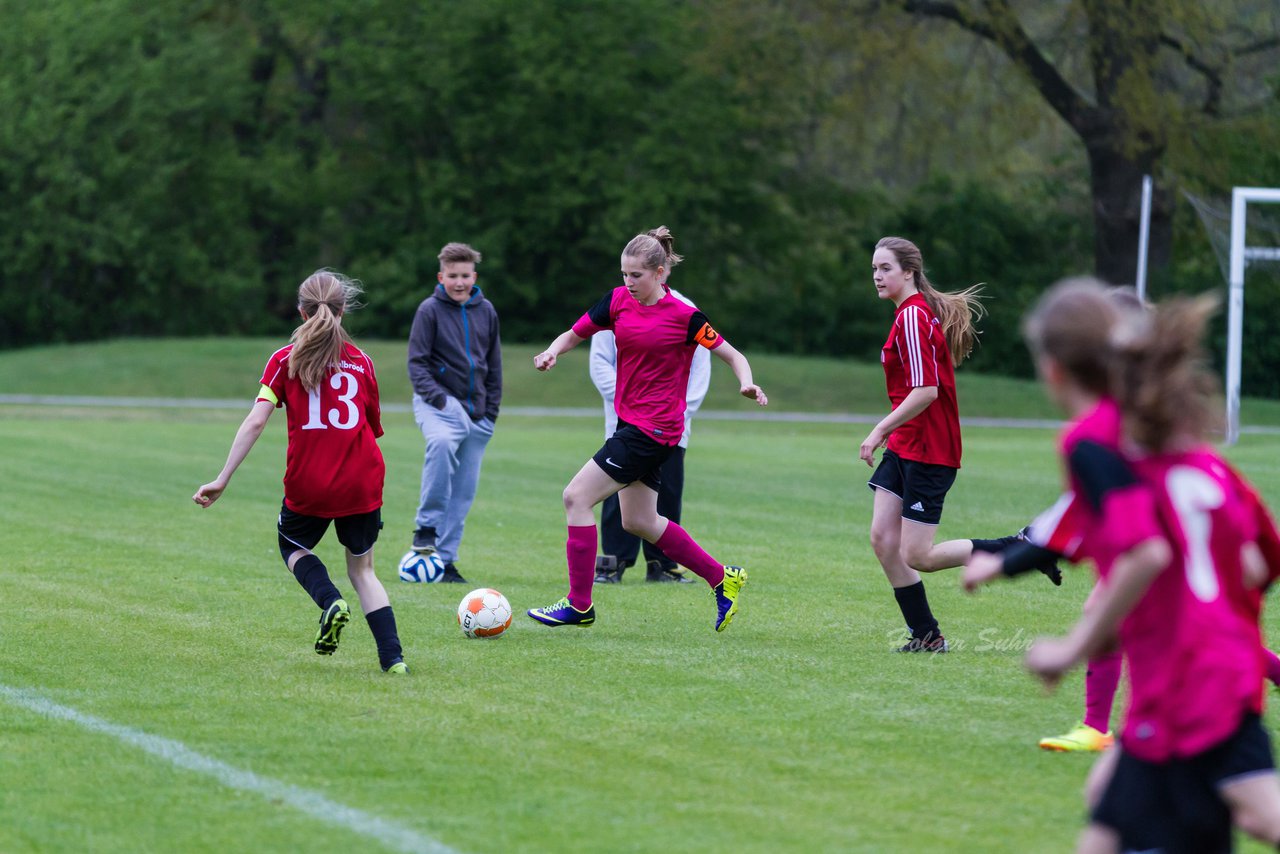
top-left (1226, 187), bottom-right (1280, 445)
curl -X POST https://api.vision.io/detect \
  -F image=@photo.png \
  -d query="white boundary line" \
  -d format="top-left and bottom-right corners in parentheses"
top-left (0, 683), bottom-right (458, 854)
top-left (3, 394), bottom-right (1280, 434)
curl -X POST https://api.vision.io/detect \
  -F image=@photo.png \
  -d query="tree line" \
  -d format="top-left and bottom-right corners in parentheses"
top-left (2, 1), bottom-right (1277, 389)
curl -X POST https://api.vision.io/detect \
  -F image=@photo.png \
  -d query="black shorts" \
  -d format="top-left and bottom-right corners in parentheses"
top-left (592, 420), bottom-right (677, 491)
top-left (1092, 714), bottom-right (1273, 853)
top-left (1186, 712), bottom-right (1276, 789)
top-left (277, 502), bottom-right (383, 561)
top-left (867, 448), bottom-right (957, 525)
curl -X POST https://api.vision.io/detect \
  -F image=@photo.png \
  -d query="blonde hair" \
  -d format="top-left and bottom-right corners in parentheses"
top-left (438, 242), bottom-right (481, 268)
top-left (1111, 292), bottom-right (1222, 450)
top-left (289, 269), bottom-right (363, 392)
top-left (876, 236), bottom-right (984, 364)
top-left (623, 226), bottom-right (683, 272)
top-left (1022, 277), bottom-right (1123, 397)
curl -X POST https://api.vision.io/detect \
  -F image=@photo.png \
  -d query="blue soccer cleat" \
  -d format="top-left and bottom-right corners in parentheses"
top-left (713, 566), bottom-right (747, 632)
top-left (527, 597), bottom-right (596, 627)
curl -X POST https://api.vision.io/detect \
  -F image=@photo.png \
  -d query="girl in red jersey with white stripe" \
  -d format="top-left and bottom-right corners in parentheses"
top-left (1019, 291), bottom-right (1280, 852)
top-left (193, 271), bottom-right (406, 674)
top-left (527, 226), bottom-right (767, 632)
top-left (860, 236), bottom-right (985, 652)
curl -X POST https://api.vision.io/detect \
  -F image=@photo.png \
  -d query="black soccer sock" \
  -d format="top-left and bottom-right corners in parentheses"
top-left (893, 581), bottom-right (941, 639)
top-left (970, 535), bottom-right (1020, 554)
top-left (365, 606), bottom-right (403, 670)
top-left (291, 554), bottom-right (342, 610)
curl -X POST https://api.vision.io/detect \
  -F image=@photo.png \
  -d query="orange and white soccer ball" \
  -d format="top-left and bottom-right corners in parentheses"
top-left (456, 588), bottom-right (512, 638)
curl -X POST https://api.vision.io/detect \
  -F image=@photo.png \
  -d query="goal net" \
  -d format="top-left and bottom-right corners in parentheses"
top-left (1184, 187), bottom-right (1280, 444)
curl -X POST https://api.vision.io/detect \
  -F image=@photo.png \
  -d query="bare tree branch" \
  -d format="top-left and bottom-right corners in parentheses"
top-left (1158, 33), bottom-right (1223, 116)
top-left (898, 0), bottom-right (1094, 131)
top-left (1238, 35), bottom-right (1280, 57)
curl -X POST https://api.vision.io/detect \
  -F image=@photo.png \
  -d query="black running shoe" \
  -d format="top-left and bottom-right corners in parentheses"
top-left (646, 560), bottom-right (694, 583)
top-left (896, 632), bottom-right (948, 653)
top-left (441, 562), bottom-right (468, 583)
top-left (412, 526), bottom-right (437, 554)
top-left (594, 555), bottom-right (623, 584)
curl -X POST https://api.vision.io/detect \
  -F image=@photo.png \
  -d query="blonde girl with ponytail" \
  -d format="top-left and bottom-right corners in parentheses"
top-left (194, 270), bottom-right (408, 675)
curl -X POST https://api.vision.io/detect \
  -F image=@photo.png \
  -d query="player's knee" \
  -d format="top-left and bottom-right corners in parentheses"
top-left (869, 526), bottom-right (897, 559)
top-left (900, 544), bottom-right (934, 573)
top-left (621, 516), bottom-right (657, 540)
top-left (283, 549), bottom-right (310, 571)
top-left (562, 486), bottom-right (587, 514)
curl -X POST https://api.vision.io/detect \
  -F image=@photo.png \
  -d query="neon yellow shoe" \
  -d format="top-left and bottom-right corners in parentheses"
top-left (1038, 721), bottom-right (1113, 752)
top-left (714, 566), bottom-right (747, 632)
top-left (384, 661), bottom-right (409, 676)
top-left (314, 599), bottom-right (351, 655)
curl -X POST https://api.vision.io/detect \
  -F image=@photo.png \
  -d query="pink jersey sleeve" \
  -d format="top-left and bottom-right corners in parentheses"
top-left (572, 313), bottom-right (607, 339)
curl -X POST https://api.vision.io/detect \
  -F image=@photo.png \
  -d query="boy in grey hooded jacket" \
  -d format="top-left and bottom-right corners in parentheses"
top-left (406, 243), bottom-right (502, 583)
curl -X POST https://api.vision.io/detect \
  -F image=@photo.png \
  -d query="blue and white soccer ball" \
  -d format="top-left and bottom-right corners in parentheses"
top-left (398, 550), bottom-right (446, 583)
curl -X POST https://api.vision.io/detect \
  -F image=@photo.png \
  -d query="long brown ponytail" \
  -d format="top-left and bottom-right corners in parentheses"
top-left (876, 236), bottom-right (985, 364)
top-left (1111, 293), bottom-right (1221, 450)
top-left (289, 270), bottom-right (363, 392)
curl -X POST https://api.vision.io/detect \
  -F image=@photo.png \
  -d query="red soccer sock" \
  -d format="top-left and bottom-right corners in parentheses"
top-left (566, 525), bottom-right (597, 610)
top-left (1083, 650), bottom-right (1122, 734)
top-left (654, 522), bottom-right (725, 587)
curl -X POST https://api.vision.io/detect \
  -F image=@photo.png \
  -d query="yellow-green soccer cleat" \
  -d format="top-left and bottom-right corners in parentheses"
top-left (314, 599), bottom-right (351, 655)
top-left (1038, 721), bottom-right (1114, 752)
top-left (713, 566), bottom-right (747, 632)
top-left (384, 660), bottom-right (409, 675)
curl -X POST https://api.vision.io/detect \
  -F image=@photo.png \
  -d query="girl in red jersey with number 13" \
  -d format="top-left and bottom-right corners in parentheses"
top-left (193, 271), bottom-right (406, 675)
top-left (527, 226), bottom-right (767, 632)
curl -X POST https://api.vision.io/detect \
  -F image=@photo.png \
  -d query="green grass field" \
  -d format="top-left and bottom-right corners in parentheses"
top-left (3, 340), bottom-right (1280, 852)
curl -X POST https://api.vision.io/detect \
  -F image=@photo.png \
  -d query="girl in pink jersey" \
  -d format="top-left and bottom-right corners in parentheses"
top-left (527, 226), bottom-right (767, 632)
top-left (1020, 290), bottom-right (1280, 852)
top-left (963, 281), bottom-right (1139, 752)
top-left (193, 271), bottom-right (406, 674)
top-left (860, 236), bottom-right (985, 652)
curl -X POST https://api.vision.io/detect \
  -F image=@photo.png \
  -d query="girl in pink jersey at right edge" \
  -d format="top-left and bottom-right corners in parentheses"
top-left (1015, 282), bottom-right (1280, 852)
top-left (527, 226), bottom-right (767, 631)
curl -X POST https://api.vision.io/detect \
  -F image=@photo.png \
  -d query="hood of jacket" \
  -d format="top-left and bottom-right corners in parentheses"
top-left (432, 283), bottom-right (486, 308)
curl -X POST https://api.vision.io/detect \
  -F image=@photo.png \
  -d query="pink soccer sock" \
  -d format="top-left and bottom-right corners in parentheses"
top-left (1264, 648), bottom-right (1280, 687)
top-left (654, 522), bottom-right (726, 587)
top-left (1083, 650), bottom-right (1122, 734)
top-left (566, 525), bottom-right (597, 611)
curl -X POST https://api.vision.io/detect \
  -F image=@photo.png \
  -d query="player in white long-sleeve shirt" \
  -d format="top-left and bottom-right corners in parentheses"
top-left (589, 287), bottom-right (711, 583)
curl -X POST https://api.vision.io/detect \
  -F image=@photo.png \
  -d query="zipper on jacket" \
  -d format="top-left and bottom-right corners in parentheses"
top-left (462, 303), bottom-right (475, 416)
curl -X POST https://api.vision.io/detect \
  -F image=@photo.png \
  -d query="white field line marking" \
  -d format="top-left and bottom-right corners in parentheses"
top-left (0, 684), bottom-right (458, 854)
top-left (5, 393), bottom-right (1280, 434)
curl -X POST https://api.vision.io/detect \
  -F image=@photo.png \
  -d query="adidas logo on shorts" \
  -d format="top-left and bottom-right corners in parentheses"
top-left (910, 501), bottom-right (925, 512)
